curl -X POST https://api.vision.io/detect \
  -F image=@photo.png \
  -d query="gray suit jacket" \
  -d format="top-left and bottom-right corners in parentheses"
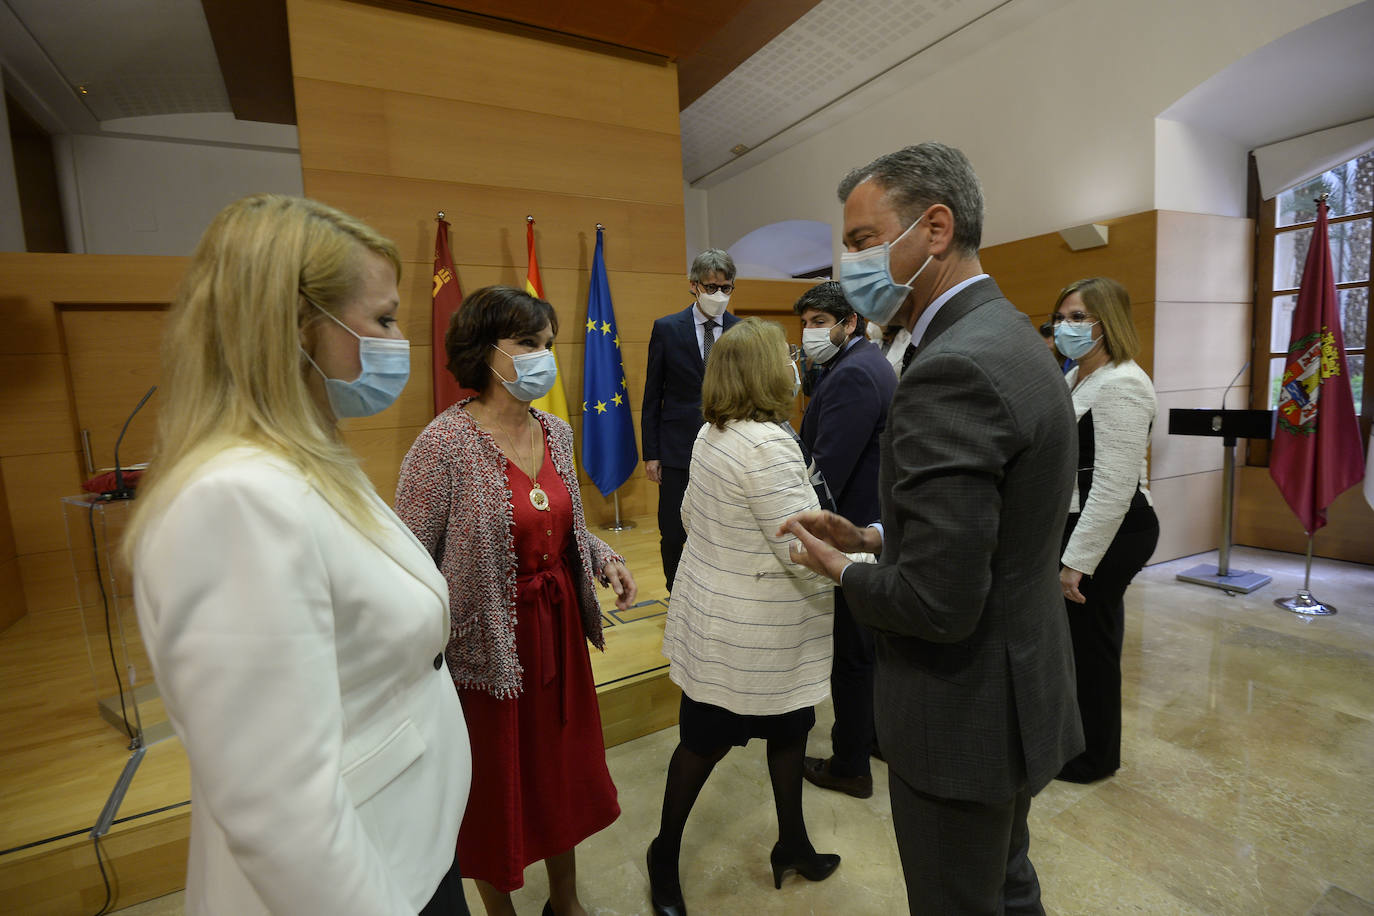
top-left (843, 277), bottom-right (1083, 803)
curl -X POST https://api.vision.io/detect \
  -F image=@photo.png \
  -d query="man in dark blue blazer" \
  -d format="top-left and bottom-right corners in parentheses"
top-left (642, 249), bottom-right (741, 591)
top-left (793, 280), bottom-right (896, 800)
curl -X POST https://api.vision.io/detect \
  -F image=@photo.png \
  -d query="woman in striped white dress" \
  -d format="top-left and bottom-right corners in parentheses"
top-left (646, 317), bottom-right (838, 916)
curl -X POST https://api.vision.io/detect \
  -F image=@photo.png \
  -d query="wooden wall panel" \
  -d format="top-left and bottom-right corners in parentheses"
top-left (0, 254), bottom-right (187, 623)
top-left (295, 79), bottom-right (683, 206)
top-left (981, 211), bottom-right (1159, 318)
top-left (288, 0), bottom-right (681, 135)
top-left (288, 0), bottom-right (688, 518)
top-left (306, 170), bottom-right (687, 276)
top-left (980, 210), bottom-right (1157, 376)
top-left (0, 470), bottom-right (19, 631)
top-left (1234, 466), bottom-right (1374, 565)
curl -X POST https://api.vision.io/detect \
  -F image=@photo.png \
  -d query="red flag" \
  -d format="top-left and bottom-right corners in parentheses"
top-left (432, 216), bottom-right (475, 415)
top-left (1269, 198), bottom-right (1365, 533)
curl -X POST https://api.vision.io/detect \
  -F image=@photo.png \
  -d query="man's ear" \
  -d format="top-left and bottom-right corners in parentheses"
top-left (924, 204), bottom-right (956, 258)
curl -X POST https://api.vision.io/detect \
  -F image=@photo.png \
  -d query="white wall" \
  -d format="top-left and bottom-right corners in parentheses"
top-left (683, 181), bottom-right (709, 271)
top-left (699, 0), bottom-right (1359, 255)
top-left (1153, 120), bottom-right (1249, 219)
top-left (0, 69), bottom-right (26, 252)
top-left (69, 131), bottom-right (302, 256)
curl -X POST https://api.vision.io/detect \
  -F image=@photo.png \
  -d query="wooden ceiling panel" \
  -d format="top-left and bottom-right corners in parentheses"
top-left (412, 0), bottom-right (749, 60)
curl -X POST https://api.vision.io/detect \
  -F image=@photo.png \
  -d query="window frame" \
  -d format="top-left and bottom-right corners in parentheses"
top-left (1247, 154), bottom-right (1373, 465)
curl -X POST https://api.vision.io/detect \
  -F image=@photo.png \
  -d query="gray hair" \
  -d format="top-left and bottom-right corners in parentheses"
top-left (689, 248), bottom-right (736, 283)
top-left (837, 142), bottom-right (984, 256)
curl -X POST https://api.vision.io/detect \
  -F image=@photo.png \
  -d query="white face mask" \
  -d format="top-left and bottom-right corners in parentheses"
top-left (801, 326), bottom-right (841, 364)
top-left (696, 289), bottom-right (730, 318)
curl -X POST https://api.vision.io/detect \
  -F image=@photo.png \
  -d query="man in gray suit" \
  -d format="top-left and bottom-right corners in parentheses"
top-left (782, 142), bottom-right (1082, 914)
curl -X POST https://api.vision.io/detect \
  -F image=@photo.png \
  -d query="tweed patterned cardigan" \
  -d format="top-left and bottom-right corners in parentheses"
top-left (395, 399), bottom-right (621, 699)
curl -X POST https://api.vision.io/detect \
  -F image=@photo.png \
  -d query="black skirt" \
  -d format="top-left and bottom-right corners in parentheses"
top-left (677, 692), bottom-right (816, 755)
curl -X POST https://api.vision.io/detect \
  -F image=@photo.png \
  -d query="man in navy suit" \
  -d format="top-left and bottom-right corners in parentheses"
top-left (642, 249), bottom-right (741, 591)
top-left (793, 281), bottom-right (896, 799)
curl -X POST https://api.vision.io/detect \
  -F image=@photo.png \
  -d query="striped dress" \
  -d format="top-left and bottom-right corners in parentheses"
top-left (663, 420), bottom-right (834, 716)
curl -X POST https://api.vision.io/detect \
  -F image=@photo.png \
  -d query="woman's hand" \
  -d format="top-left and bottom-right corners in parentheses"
top-left (1060, 566), bottom-right (1087, 604)
top-left (602, 559), bottom-right (637, 610)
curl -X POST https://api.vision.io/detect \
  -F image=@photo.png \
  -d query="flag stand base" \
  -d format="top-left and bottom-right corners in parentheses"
top-left (602, 492), bottom-right (636, 532)
top-left (1175, 564), bottom-right (1271, 594)
top-left (1274, 535), bottom-right (1336, 615)
top-left (1274, 589), bottom-right (1337, 616)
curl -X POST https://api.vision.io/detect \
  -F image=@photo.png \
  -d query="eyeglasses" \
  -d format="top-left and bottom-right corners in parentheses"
top-left (696, 282), bottom-right (734, 295)
top-left (1050, 311), bottom-right (1093, 325)
top-left (787, 344), bottom-right (803, 362)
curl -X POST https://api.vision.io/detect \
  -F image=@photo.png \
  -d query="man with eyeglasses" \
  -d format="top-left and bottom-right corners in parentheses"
top-left (642, 248), bottom-right (741, 592)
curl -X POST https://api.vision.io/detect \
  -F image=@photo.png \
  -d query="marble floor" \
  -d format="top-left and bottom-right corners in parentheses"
top-left (115, 546), bottom-right (1374, 915)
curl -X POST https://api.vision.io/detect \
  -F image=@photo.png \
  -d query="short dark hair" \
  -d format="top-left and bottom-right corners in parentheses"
top-left (445, 286), bottom-right (558, 391)
top-left (792, 280), bottom-right (866, 339)
top-left (837, 142), bottom-right (984, 257)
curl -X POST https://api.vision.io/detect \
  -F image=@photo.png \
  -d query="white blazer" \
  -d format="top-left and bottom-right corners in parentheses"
top-left (664, 421), bottom-right (833, 716)
top-left (133, 447), bottom-right (470, 915)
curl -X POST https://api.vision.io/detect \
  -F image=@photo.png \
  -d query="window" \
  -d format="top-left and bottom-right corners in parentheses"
top-left (1250, 150), bottom-right (1373, 463)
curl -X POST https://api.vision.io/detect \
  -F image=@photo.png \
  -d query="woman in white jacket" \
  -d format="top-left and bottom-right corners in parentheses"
top-left (1051, 277), bottom-right (1160, 785)
top-left (647, 317), bottom-right (837, 916)
top-left (127, 195), bottom-right (471, 914)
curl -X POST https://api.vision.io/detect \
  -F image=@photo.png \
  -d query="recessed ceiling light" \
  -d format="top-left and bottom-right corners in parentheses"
top-left (77, 85), bottom-right (89, 95)
top-left (730, 143), bottom-right (749, 156)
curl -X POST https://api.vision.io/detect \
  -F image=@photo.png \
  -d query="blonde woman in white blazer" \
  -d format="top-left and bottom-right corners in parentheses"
top-left (127, 196), bottom-right (471, 915)
top-left (647, 318), bottom-right (837, 916)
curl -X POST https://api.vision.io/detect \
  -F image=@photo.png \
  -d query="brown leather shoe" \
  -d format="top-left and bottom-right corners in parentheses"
top-left (802, 756), bottom-right (873, 799)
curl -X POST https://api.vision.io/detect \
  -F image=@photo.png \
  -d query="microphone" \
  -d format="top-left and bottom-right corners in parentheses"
top-left (1220, 361), bottom-right (1250, 411)
top-left (102, 386), bottom-right (157, 501)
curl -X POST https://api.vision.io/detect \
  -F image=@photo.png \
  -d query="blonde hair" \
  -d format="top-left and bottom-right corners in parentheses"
top-left (1055, 277), bottom-right (1139, 364)
top-left (125, 195), bottom-right (402, 557)
top-left (701, 317), bottom-right (794, 429)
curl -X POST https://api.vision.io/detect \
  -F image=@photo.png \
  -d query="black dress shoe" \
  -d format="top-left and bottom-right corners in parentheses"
top-left (541, 902), bottom-right (553, 916)
top-left (769, 842), bottom-right (841, 889)
top-left (802, 755), bottom-right (873, 799)
top-left (646, 838), bottom-right (687, 916)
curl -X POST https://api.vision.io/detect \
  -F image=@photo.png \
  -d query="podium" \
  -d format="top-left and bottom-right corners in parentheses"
top-left (1167, 409), bottom-right (1276, 594)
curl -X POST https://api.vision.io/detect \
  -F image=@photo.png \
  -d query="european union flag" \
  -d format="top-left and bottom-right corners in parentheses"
top-left (581, 227), bottom-right (639, 495)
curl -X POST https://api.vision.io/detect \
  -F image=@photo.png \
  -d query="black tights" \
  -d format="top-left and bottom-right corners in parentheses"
top-left (653, 733), bottom-right (814, 878)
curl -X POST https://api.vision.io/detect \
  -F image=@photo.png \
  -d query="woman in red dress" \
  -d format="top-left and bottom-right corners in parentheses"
top-left (396, 286), bottom-right (637, 916)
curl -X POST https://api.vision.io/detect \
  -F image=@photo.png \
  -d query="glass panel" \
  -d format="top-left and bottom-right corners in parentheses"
top-left (1268, 356), bottom-right (1287, 410)
top-left (1349, 354), bottom-right (1365, 416)
top-left (1272, 218), bottom-right (1372, 290)
top-left (1277, 150), bottom-right (1374, 227)
top-left (1271, 294), bottom-right (1297, 352)
top-left (1274, 289), bottom-right (1370, 354)
top-left (1341, 287), bottom-right (1369, 351)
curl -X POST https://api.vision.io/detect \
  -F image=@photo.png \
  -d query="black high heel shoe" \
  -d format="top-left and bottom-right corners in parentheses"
top-left (769, 842), bottom-right (840, 889)
top-left (646, 838), bottom-right (688, 916)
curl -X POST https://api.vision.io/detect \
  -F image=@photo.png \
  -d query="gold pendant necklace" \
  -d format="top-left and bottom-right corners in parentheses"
top-left (478, 404), bottom-right (550, 511)
top-left (525, 416), bottom-right (549, 511)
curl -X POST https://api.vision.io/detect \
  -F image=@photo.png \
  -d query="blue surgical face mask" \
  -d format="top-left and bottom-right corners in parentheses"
top-left (492, 345), bottom-right (558, 402)
top-left (838, 214), bottom-right (934, 326)
top-left (302, 303), bottom-right (410, 418)
top-left (1054, 320), bottom-right (1100, 360)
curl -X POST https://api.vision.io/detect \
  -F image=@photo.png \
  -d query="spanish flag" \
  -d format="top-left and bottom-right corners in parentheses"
top-left (525, 217), bottom-right (571, 422)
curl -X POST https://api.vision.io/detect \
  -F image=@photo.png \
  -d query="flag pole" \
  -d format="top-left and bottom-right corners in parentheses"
top-left (603, 490), bottom-right (636, 532)
top-left (1274, 534), bottom-right (1337, 615)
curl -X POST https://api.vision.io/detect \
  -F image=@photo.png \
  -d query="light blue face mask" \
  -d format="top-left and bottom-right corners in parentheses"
top-left (1054, 320), bottom-right (1100, 360)
top-left (838, 213), bottom-right (933, 326)
top-left (492, 345), bottom-right (558, 402)
top-left (302, 303), bottom-right (410, 418)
